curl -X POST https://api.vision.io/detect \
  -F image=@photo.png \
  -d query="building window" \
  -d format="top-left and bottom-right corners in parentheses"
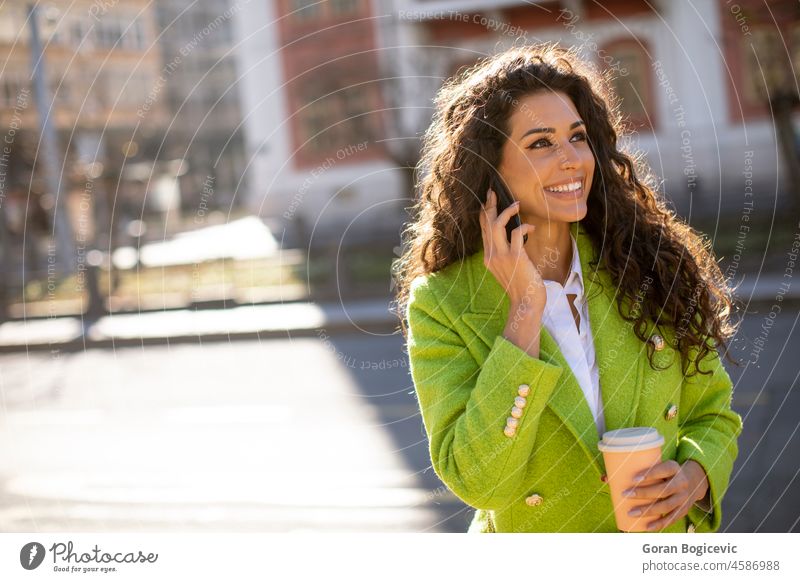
top-left (299, 98), bottom-right (339, 153)
top-left (70, 17), bottom-right (87, 47)
top-left (1, 72), bottom-right (26, 107)
top-left (130, 18), bottom-right (147, 50)
top-left (341, 85), bottom-right (373, 143)
top-left (290, 0), bottom-right (322, 22)
top-left (296, 80), bottom-right (375, 155)
top-left (743, 27), bottom-right (785, 105)
top-left (330, 0), bottom-right (360, 15)
top-left (600, 39), bottom-right (654, 129)
top-left (95, 15), bottom-right (124, 48)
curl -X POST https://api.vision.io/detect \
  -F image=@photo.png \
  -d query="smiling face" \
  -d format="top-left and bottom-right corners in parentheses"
top-left (497, 90), bottom-right (595, 226)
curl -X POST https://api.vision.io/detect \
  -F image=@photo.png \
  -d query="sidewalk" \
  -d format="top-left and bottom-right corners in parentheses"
top-left (0, 271), bottom-right (795, 353)
top-left (0, 298), bottom-right (400, 352)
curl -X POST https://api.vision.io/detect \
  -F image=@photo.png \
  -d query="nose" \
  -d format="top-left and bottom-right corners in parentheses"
top-left (559, 141), bottom-right (581, 170)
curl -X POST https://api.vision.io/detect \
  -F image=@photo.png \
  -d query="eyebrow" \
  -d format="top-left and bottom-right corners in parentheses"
top-left (521, 120), bottom-right (585, 140)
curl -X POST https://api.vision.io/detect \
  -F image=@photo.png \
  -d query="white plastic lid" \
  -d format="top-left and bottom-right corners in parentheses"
top-left (597, 427), bottom-right (664, 453)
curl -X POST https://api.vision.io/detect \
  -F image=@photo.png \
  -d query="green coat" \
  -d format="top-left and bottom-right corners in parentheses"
top-left (406, 221), bottom-right (742, 533)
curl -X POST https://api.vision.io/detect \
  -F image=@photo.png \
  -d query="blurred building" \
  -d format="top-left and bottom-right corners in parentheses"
top-left (153, 0), bottom-right (248, 220)
top-left (234, 0), bottom-right (401, 249)
top-left (0, 0), bottom-right (167, 273)
top-left (230, 0), bottom-right (800, 248)
top-left (394, 0), bottom-right (800, 215)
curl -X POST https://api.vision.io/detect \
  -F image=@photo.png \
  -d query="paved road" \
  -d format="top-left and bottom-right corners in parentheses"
top-left (0, 308), bottom-right (796, 532)
top-left (0, 335), bottom-right (468, 533)
top-left (723, 306), bottom-right (800, 532)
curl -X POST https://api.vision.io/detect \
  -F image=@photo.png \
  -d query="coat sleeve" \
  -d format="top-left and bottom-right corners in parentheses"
top-left (674, 344), bottom-right (743, 533)
top-left (406, 275), bottom-right (564, 510)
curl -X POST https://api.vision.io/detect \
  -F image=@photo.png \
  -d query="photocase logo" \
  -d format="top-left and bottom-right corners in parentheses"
top-left (20, 542), bottom-right (46, 570)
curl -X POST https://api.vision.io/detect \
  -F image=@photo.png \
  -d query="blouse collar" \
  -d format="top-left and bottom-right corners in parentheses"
top-left (543, 232), bottom-right (584, 301)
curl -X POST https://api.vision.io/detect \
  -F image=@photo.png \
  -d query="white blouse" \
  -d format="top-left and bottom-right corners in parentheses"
top-left (540, 238), bottom-right (712, 511)
top-left (540, 233), bottom-right (606, 438)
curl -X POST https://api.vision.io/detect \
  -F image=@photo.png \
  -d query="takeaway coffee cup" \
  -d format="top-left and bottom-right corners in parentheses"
top-left (598, 427), bottom-right (665, 532)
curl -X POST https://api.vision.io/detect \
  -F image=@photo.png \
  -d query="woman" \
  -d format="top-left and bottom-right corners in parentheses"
top-left (394, 44), bottom-right (743, 533)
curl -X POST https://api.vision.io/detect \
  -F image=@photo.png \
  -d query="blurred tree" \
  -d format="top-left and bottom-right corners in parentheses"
top-left (747, 0), bottom-right (800, 215)
top-left (375, 46), bottom-right (438, 213)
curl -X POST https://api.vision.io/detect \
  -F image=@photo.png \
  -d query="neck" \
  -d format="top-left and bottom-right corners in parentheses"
top-left (520, 218), bottom-right (573, 284)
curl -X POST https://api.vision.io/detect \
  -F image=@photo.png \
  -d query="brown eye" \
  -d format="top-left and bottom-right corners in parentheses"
top-left (528, 138), bottom-right (552, 150)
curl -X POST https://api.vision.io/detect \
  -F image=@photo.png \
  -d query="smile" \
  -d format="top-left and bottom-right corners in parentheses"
top-left (544, 180), bottom-right (581, 193)
top-left (543, 179), bottom-right (584, 198)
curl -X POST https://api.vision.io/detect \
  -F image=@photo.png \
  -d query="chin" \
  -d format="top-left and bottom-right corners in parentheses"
top-left (549, 202), bottom-right (588, 223)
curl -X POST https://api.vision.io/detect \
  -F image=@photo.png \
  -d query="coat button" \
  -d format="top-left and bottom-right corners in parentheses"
top-left (649, 333), bottom-right (665, 351)
top-left (518, 384), bottom-right (531, 397)
top-left (687, 523), bottom-right (696, 533)
top-left (525, 494), bottom-right (543, 507)
top-left (510, 406), bottom-right (524, 419)
top-left (514, 396), bottom-right (527, 409)
top-left (503, 425), bottom-right (516, 438)
top-left (665, 404), bottom-right (678, 421)
top-left (506, 417), bottom-right (519, 429)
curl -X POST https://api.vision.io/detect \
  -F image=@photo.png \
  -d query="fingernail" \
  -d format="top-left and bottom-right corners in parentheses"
top-left (623, 489), bottom-right (634, 497)
top-left (629, 509), bottom-right (641, 517)
top-left (632, 475), bottom-right (644, 483)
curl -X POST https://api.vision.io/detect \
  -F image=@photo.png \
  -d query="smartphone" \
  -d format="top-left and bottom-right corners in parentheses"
top-left (490, 173), bottom-right (528, 245)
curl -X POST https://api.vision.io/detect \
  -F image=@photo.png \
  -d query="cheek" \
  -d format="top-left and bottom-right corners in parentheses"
top-left (582, 148), bottom-right (596, 168)
top-left (522, 157), bottom-right (556, 187)
top-left (582, 151), bottom-right (596, 179)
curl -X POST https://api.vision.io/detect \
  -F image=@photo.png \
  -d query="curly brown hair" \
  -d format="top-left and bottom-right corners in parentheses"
top-left (393, 43), bottom-right (740, 377)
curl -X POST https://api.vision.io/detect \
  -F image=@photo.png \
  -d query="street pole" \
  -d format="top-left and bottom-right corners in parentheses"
top-left (0, 209), bottom-right (9, 322)
top-left (27, 3), bottom-right (77, 276)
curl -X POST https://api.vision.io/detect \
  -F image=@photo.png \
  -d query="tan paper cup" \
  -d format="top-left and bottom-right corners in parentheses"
top-left (598, 427), bottom-right (665, 532)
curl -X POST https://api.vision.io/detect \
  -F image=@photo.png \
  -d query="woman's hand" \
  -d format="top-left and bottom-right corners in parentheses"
top-left (479, 188), bottom-right (546, 309)
top-left (610, 459), bottom-right (710, 531)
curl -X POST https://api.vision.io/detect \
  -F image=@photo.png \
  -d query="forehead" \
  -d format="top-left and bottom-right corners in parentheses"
top-left (508, 91), bottom-right (582, 131)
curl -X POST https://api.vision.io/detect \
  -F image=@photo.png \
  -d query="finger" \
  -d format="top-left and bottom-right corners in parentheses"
top-left (479, 209), bottom-right (491, 254)
top-left (628, 493), bottom-right (682, 519)
top-left (479, 195), bottom-right (493, 241)
top-left (491, 202), bottom-right (520, 250)
top-left (486, 188), bottom-right (498, 221)
top-left (510, 223), bottom-right (534, 252)
top-left (645, 504), bottom-right (685, 532)
top-left (495, 200), bottom-right (521, 227)
top-left (623, 478), bottom-right (677, 500)
top-left (633, 460), bottom-right (680, 484)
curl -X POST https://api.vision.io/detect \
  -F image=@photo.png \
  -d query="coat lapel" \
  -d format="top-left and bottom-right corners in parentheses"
top-left (460, 221), bottom-right (644, 475)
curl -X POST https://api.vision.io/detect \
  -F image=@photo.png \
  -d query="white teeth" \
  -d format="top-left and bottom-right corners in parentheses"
top-left (545, 181), bottom-right (581, 193)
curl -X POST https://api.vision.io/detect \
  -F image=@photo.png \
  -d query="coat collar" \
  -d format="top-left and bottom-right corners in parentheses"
top-left (460, 221), bottom-right (644, 475)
